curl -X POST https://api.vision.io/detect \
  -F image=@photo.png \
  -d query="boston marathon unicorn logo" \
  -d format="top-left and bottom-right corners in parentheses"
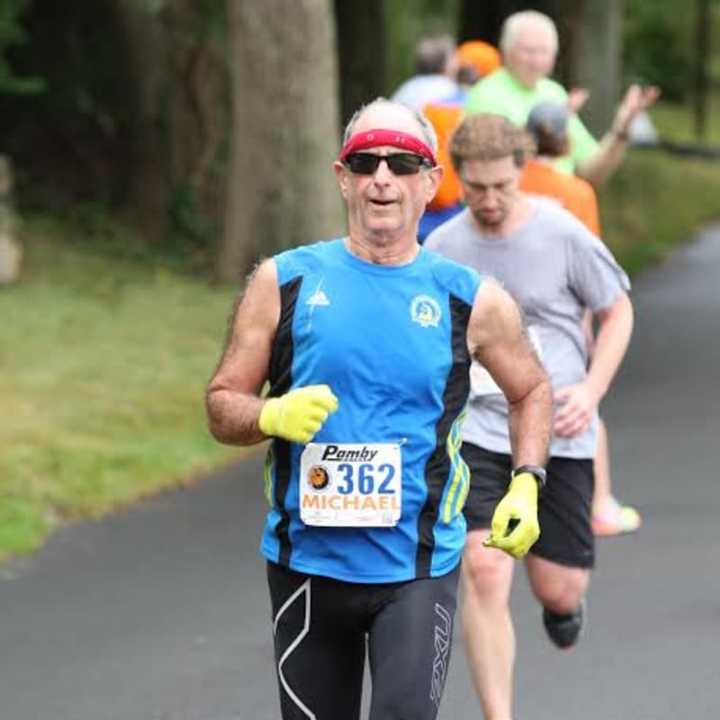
top-left (410, 294), bottom-right (441, 328)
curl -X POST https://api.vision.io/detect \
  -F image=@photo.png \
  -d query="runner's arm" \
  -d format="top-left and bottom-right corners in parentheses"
top-left (586, 291), bottom-right (634, 402)
top-left (205, 259), bottom-right (280, 445)
top-left (467, 279), bottom-right (553, 466)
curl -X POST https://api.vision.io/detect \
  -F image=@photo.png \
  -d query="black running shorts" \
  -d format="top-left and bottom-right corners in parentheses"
top-left (461, 443), bottom-right (595, 569)
top-left (266, 561), bottom-right (460, 720)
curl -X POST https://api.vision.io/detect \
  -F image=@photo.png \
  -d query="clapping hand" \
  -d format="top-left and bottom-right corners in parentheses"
top-left (612, 84), bottom-right (661, 136)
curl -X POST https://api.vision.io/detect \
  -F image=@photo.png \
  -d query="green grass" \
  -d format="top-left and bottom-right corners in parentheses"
top-left (600, 147), bottom-right (720, 273)
top-left (598, 96), bottom-right (720, 271)
top-left (0, 217), bottom-right (246, 561)
top-left (651, 92), bottom-right (720, 145)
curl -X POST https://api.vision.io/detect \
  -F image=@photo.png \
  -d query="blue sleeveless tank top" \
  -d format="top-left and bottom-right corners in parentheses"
top-left (261, 238), bottom-right (482, 582)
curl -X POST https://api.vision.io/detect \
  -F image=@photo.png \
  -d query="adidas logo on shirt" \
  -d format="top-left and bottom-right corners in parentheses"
top-left (306, 289), bottom-right (330, 307)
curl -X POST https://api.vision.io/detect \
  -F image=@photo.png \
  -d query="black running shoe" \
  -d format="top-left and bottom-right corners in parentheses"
top-left (542, 599), bottom-right (586, 649)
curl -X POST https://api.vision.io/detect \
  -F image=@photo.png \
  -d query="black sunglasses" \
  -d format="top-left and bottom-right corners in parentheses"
top-left (343, 152), bottom-right (433, 176)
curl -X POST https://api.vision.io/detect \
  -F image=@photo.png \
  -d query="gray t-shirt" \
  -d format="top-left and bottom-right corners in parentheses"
top-left (425, 199), bottom-right (630, 459)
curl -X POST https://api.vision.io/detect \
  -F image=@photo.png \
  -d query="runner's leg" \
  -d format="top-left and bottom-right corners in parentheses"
top-left (267, 562), bottom-right (365, 720)
top-left (592, 418), bottom-right (612, 515)
top-left (367, 567), bottom-right (460, 720)
top-left (462, 532), bottom-right (516, 720)
top-left (527, 456), bottom-right (594, 649)
top-left (460, 443), bottom-right (516, 720)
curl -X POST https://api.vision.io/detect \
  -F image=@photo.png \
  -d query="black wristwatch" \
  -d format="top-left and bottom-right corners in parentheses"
top-left (512, 464), bottom-right (547, 490)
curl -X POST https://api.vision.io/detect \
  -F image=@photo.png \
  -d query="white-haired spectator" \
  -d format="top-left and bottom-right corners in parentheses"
top-left (465, 10), bottom-right (660, 185)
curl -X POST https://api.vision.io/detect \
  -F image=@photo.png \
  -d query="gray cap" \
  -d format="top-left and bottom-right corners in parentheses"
top-left (526, 101), bottom-right (569, 140)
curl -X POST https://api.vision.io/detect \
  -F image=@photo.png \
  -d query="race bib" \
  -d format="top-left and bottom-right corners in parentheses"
top-left (471, 326), bottom-right (544, 397)
top-left (299, 443), bottom-right (402, 527)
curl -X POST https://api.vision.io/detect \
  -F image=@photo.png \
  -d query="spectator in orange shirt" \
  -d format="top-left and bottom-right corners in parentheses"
top-left (521, 100), bottom-right (641, 537)
top-left (520, 102), bottom-right (600, 235)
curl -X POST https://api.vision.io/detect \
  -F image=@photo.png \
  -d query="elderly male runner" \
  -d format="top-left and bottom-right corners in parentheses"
top-left (426, 113), bottom-right (633, 720)
top-left (206, 99), bottom-right (552, 720)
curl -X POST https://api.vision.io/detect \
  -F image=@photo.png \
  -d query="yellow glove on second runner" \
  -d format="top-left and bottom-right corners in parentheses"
top-left (483, 472), bottom-right (540, 559)
top-left (258, 384), bottom-right (339, 444)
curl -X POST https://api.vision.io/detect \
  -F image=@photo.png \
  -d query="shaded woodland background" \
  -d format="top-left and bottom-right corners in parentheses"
top-left (0, 0), bottom-right (717, 280)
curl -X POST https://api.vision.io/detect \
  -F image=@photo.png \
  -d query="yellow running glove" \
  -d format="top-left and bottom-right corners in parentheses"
top-left (484, 472), bottom-right (540, 559)
top-left (258, 384), bottom-right (339, 444)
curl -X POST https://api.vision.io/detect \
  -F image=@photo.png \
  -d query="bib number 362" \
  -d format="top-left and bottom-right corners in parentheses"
top-left (299, 443), bottom-right (402, 527)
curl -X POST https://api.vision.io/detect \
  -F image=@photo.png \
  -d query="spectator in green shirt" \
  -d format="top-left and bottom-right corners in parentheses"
top-left (464, 10), bottom-right (659, 185)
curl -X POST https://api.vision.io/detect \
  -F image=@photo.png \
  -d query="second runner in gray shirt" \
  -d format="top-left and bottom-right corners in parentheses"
top-left (425, 198), bottom-right (630, 459)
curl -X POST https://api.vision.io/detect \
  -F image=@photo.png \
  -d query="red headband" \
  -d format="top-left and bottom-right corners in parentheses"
top-left (338, 129), bottom-right (437, 166)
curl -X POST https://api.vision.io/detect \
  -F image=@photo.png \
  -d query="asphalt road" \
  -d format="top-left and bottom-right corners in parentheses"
top-left (2, 227), bottom-right (720, 720)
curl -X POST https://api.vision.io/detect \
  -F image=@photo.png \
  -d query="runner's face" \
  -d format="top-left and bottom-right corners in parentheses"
top-left (506, 26), bottom-right (556, 87)
top-left (334, 108), bottom-right (441, 244)
top-left (460, 156), bottom-right (520, 232)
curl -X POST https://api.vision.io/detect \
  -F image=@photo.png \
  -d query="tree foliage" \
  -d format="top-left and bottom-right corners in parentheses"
top-left (0, 0), bottom-right (717, 272)
top-left (334, 0), bottom-right (387, 126)
top-left (623, 0), bottom-right (695, 100)
top-left (0, 0), bottom-right (227, 254)
top-left (384, 0), bottom-right (458, 93)
top-left (0, 0), bottom-right (42, 94)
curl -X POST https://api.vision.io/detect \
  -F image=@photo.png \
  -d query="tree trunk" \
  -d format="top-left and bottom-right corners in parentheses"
top-left (334, 0), bottom-right (386, 128)
top-left (0, 156), bottom-right (21, 285)
top-left (160, 1), bottom-right (229, 243)
top-left (572, 0), bottom-right (623, 135)
top-left (111, 0), bottom-right (171, 243)
top-left (111, 0), bottom-right (228, 247)
top-left (693, 0), bottom-right (711, 141)
top-left (220, 0), bottom-right (344, 282)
